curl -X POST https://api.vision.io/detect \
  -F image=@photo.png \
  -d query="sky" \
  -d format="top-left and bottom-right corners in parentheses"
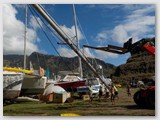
top-left (3, 4), bottom-right (155, 66)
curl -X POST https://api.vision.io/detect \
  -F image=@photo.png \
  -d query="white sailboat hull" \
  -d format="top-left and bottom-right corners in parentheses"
top-left (20, 75), bottom-right (47, 96)
top-left (3, 71), bottom-right (24, 100)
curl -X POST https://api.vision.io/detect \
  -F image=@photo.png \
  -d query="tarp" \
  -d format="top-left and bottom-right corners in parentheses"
top-left (43, 84), bottom-right (66, 96)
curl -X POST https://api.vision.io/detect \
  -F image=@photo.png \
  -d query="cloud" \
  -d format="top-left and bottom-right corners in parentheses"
top-left (123, 4), bottom-right (154, 14)
top-left (94, 30), bottom-right (109, 44)
top-left (94, 4), bottom-right (155, 45)
top-left (3, 4), bottom-right (85, 58)
top-left (29, 15), bottom-right (43, 30)
top-left (87, 4), bottom-right (122, 10)
top-left (111, 25), bottom-right (129, 44)
top-left (94, 50), bottom-right (118, 60)
top-left (52, 24), bottom-right (85, 58)
top-left (60, 25), bottom-right (84, 45)
top-left (57, 47), bottom-right (77, 57)
top-left (14, 4), bottom-right (25, 9)
top-left (100, 4), bottom-right (122, 10)
top-left (89, 4), bottom-right (155, 62)
top-left (3, 4), bottom-right (40, 55)
top-left (83, 48), bottom-right (95, 58)
top-left (57, 46), bottom-right (95, 59)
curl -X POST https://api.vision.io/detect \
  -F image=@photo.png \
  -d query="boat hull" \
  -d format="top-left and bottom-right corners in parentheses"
top-left (55, 80), bottom-right (86, 92)
top-left (3, 90), bottom-right (21, 100)
top-left (20, 75), bottom-right (47, 96)
top-left (3, 71), bottom-right (24, 100)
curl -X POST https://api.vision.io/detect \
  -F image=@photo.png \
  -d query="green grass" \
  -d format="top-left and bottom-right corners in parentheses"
top-left (3, 87), bottom-right (155, 116)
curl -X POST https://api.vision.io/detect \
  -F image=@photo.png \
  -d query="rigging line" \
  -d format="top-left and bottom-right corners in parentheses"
top-left (77, 16), bottom-right (99, 67)
top-left (29, 5), bottom-right (74, 73)
top-left (39, 5), bottom-right (77, 44)
top-left (50, 30), bottom-right (64, 43)
top-left (29, 5), bottom-right (64, 44)
top-left (29, 5), bottom-right (48, 69)
top-left (29, 5), bottom-right (75, 48)
top-left (30, 4), bottom-right (89, 63)
top-left (30, 5), bottom-right (96, 74)
top-left (76, 16), bottom-right (96, 64)
top-left (31, 4), bottom-right (89, 61)
top-left (36, 6), bottom-right (82, 53)
top-left (36, 42), bottom-right (48, 69)
top-left (36, 52), bottom-right (40, 67)
top-left (28, 5), bottom-right (75, 74)
top-left (77, 16), bottom-right (89, 45)
top-left (37, 4), bottom-right (79, 48)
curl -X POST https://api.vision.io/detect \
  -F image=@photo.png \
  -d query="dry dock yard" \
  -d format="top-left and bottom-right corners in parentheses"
top-left (3, 87), bottom-right (155, 116)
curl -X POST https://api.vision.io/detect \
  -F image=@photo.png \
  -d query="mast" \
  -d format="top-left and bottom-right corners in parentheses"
top-left (31, 4), bottom-right (109, 88)
top-left (24, 5), bottom-right (28, 70)
top-left (72, 4), bottom-right (83, 78)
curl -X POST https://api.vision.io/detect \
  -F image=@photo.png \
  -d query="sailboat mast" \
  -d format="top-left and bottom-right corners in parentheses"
top-left (31, 4), bottom-right (109, 89)
top-left (72, 4), bottom-right (83, 78)
top-left (24, 5), bottom-right (28, 70)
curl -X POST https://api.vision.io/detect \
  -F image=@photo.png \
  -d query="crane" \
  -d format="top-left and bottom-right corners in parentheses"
top-left (84, 37), bottom-right (155, 108)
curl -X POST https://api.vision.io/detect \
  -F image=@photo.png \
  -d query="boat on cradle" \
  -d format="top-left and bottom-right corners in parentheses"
top-left (54, 74), bottom-right (86, 92)
top-left (20, 74), bottom-right (47, 96)
top-left (19, 5), bottom-right (47, 97)
top-left (3, 70), bottom-right (24, 100)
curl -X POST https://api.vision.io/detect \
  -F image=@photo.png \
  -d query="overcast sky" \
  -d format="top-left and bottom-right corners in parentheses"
top-left (3, 4), bottom-right (155, 66)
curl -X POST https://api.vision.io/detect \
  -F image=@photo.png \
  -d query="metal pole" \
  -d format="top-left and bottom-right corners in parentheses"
top-left (72, 4), bottom-right (83, 78)
top-left (31, 4), bottom-right (109, 88)
top-left (24, 5), bottom-right (27, 70)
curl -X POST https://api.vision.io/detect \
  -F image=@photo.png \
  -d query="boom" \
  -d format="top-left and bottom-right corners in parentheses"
top-left (84, 38), bottom-right (155, 56)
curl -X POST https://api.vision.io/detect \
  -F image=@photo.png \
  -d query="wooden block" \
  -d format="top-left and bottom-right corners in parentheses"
top-left (83, 95), bottom-right (90, 101)
top-left (48, 93), bottom-right (54, 102)
top-left (54, 94), bottom-right (63, 103)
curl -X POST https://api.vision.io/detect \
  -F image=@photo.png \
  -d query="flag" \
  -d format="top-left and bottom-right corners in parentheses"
top-left (30, 61), bottom-right (34, 71)
top-left (39, 66), bottom-right (45, 76)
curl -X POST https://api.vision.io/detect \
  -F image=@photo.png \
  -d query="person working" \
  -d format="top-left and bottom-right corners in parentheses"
top-left (110, 84), bottom-right (115, 105)
top-left (114, 85), bottom-right (119, 100)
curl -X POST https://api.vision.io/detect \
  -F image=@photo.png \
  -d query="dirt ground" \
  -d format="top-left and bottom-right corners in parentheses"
top-left (3, 87), bottom-right (155, 116)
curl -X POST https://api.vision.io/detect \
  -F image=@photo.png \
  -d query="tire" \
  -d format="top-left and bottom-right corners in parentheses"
top-left (133, 90), bottom-right (146, 107)
top-left (145, 91), bottom-right (155, 109)
top-left (133, 90), bottom-right (141, 106)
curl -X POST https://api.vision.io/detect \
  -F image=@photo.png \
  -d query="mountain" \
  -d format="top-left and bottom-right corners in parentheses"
top-left (3, 52), bottom-right (116, 78)
top-left (112, 38), bottom-right (155, 85)
top-left (3, 37), bottom-right (155, 85)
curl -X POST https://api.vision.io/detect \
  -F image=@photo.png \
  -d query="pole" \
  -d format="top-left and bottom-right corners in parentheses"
top-left (72, 4), bottom-right (83, 78)
top-left (24, 5), bottom-right (27, 70)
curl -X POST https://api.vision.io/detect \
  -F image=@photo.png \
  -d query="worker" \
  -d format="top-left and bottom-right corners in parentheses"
top-left (126, 84), bottom-right (131, 97)
top-left (110, 84), bottom-right (115, 105)
top-left (99, 84), bottom-right (103, 102)
top-left (88, 84), bottom-right (93, 103)
top-left (114, 85), bottom-right (119, 100)
top-left (105, 87), bottom-right (110, 99)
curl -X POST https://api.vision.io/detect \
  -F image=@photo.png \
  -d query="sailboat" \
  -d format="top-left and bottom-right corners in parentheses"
top-left (52, 5), bottom-right (86, 92)
top-left (19, 5), bottom-right (47, 96)
top-left (54, 72), bottom-right (86, 92)
top-left (3, 68), bottom-right (24, 100)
